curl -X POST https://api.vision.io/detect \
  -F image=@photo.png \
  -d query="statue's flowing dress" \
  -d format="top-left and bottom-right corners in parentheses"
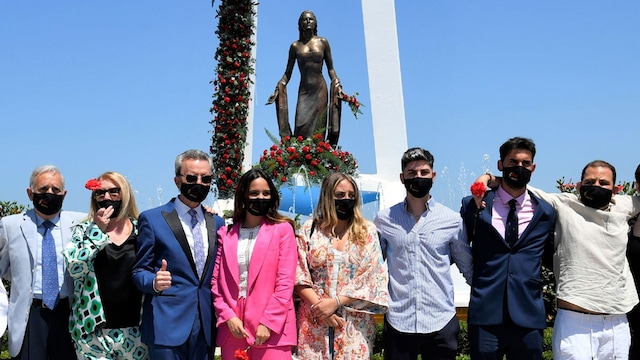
top-left (294, 51), bottom-right (328, 139)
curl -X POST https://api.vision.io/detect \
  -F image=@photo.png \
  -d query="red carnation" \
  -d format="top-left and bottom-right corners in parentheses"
top-left (470, 182), bottom-right (487, 197)
top-left (84, 179), bottom-right (102, 191)
top-left (234, 348), bottom-right (249, 360)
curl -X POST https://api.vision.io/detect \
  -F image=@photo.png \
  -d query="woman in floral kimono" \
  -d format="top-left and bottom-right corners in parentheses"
top-left (295, 172), bottom-right (389, 359)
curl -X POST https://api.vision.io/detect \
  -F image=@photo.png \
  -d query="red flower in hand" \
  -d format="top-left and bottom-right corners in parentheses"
top-left (234, 347), bottom-right (249, 360)
top-left (340, 91), bottom-right (364, 119)
top-left (84, 179), bottom-right (102, 191)
top-left (470, 182), bottom-right (487, 197)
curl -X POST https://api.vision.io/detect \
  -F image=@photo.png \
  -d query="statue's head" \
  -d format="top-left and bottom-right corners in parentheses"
top-left (298, 10), bottom-right (318, 38)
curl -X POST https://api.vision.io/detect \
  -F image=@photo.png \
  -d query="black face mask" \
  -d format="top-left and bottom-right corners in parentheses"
top-left (97, 200), bottom-right (122, 219)
top-left (32, 193), bottom-right (64, 216)
top-left (335, 199), bottom-right (356, 220)
top-left (245, 198), bottom-right (271, 216)
top-left (579, 185), bottom-right (613, 209)
top-left (502, 166), bottom-right (532, 190)
top-left (403, 177), bottom-right (433, 198)
top-left (180, 183), bottom-right (210, 204)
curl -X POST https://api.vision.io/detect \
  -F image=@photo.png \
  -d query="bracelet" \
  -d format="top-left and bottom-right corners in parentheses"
top-left (485, 172), bottom-right (493, 187)
top-left (334, 295), bottom-right (341, 308)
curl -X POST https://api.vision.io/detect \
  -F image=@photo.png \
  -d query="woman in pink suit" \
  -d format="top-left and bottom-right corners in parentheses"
top-left (212, 169), bottom-right (298, 359)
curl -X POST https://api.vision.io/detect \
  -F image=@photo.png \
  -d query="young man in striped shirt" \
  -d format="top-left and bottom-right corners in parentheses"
top-left (375, 147), bottom-right (473, 360)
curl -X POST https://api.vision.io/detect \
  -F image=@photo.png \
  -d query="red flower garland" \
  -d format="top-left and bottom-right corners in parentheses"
top-left (210, 0), bottom-right (256, 199)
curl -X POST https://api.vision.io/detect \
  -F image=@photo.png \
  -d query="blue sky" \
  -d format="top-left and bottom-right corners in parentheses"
top-left (1, 1), bottom-right (639, 214)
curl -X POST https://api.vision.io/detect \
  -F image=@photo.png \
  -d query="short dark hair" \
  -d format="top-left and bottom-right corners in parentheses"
top-left (499, 137), bottom-right (536, 162)
top-left (635, 163), bottom-right (640, 184)
top-left (401, 147), bottom-right (434, 171)
top-left (581, 160), bottom-right (617, 184)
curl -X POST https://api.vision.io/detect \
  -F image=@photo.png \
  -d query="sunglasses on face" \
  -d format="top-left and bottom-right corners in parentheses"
top-left (94, 187), bottom-right (121, 198)
top-left (181, 174), bottom-right (213, 184)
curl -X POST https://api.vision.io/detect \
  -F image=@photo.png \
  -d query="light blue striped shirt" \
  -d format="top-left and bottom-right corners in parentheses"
top-left (374, 196), bottom-right (473, 333)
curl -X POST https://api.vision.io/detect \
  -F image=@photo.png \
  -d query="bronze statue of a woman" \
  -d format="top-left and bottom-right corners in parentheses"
top-left (267, 10), bottom-right (344, 146)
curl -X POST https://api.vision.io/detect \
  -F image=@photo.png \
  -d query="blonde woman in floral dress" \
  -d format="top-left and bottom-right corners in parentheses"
top-left (295, 172), bottom-right (388, 359)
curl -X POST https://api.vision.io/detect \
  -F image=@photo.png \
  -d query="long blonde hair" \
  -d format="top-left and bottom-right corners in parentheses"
top-left (313, 172), bottom-right (368, 247)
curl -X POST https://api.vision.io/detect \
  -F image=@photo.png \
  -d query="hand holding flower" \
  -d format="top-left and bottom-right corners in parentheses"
top-left (470, 182), bottom-right (487, 197)
top-left (254, 324), bottom-right (271, 346)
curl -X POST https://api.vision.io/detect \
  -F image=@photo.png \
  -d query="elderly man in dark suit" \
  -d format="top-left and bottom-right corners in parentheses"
top-left (461, 137), bottom-right (556, 360)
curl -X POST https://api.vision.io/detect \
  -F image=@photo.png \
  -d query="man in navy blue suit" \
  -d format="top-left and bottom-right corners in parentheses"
top-left (133, 149), bottom-right (225, 360)
top-left (461, 137), bottom-right (556, 360)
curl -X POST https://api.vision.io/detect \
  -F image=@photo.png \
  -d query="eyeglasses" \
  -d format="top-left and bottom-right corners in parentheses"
top-left (180, 174), bottom-right (213, 184)
top-left (94, 187), bottom-right (121, 198)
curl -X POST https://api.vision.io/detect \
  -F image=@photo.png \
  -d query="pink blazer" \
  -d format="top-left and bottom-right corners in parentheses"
top-left (211, 220), bottom-right (298, 348)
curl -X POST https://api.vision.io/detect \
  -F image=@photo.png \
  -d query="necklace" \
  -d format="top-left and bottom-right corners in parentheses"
top-left (332, 227), bottom-right (348, 240)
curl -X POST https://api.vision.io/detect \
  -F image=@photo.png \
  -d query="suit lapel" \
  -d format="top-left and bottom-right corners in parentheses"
top-left (203, 210), bottom-right (217, 279)
top-left (225, 224), bottom-right (240, 285)
top-left (161, 208), bottom-right (198, 276)
top-left (518, 191), bottom-right (543, 242)
top-left (21, 210), bottom-right (38, 263)
top-left (482, 193), bottom-right (511, 247)
top-left (59, 211), bottom-right (78, 244)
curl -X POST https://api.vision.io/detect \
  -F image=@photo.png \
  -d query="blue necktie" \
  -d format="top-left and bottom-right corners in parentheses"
top-left (505, 199), bottom-right (519, 247)
top-left (188, 209), bottom-right (205, 277)
top-left (42, 221), bottom-right (59, 308)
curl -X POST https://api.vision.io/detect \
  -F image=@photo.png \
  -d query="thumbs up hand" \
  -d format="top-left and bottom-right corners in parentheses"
top-left (153, 259), bottom-right (172, 293)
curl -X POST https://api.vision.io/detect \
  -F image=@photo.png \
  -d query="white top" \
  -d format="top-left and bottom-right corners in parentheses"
top-left (528, 185), bottom-right (640, 314)
top-left (237, 225), bottom-right (260, 298)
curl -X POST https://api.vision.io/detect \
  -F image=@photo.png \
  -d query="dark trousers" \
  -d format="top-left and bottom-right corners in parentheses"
top-left (13, 298), bottom-right (75, 360)
top-left (628, 304), bottom-right (640, 360)
top-left (383, 315), bottom-right (460, 360)
top-left (148, 314), bottom-right (212, 360)
top-left (468, 318), bottom-right (543, 360)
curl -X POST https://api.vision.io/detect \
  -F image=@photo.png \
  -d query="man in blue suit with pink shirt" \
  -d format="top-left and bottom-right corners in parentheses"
top-left (461, 137), bottom-right (556, 360)
top-left (133, 149), bottom-right (224, 360)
